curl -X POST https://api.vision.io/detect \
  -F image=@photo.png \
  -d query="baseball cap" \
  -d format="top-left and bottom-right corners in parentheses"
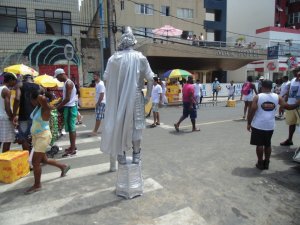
top-left (54, 68), bottom-right (65, 78)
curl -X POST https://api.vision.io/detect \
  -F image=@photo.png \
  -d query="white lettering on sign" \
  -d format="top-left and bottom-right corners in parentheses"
top-left (217, 49), bottom-right (259, 58)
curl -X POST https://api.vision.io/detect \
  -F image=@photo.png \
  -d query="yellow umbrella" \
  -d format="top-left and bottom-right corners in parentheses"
top-left (34, 74), bottom-right (64, 88)
top-left (4, 64), bottom-right (39, 76)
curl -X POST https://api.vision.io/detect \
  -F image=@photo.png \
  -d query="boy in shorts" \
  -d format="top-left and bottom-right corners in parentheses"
top-left (247, 80), bottom-right (299, 170)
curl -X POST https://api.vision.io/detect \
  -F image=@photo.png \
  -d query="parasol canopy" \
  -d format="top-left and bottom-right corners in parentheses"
top-left (4, 64), bottom-right (39, 76)
top-left (152, 25), bottom-right (183, 37)
top-left (163, 69), bottom-right (192, 79)
top-left (34, 74), bottom-right (64, 88)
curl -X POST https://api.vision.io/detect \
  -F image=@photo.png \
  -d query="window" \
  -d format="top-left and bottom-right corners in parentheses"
top-left (135, 27), bottom-right (153, 37)
top-left (161, 5), bottom-right (170, 16)
top-left (181, 30), bottom-right (193, 39)
top-left (35, 9), bottom-right (72, 36)
top-left (135, 3), bottom-right (154, 15)
top-left (0, 6), bottom-right (27, 33)
top-left (288, 12), bottom-right (300, 25)
top-left (177, 8), bottom-right (193, 19)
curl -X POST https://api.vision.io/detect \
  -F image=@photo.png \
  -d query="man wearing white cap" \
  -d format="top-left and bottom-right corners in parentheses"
top-left (54, 68), bottom-right (77, 156)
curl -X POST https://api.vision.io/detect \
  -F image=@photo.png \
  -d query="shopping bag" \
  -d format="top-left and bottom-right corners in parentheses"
top-left (28, 148), bottom-right (34, 167)
top-left (293, 147), bottom-right (300, 163)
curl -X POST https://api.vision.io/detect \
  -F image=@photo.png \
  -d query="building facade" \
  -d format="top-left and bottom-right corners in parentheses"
top-left (115, 0), bottom-right (205, 39)
top-left (0, 0), bottom-right (81, 82)
top-left (247, 26), bottom-right (300, 81)
top-left (287, 0), bottom-right (300, 29)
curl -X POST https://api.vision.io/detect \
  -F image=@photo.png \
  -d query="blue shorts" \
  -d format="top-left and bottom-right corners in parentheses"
top-left (182, 102), bottom-right (197, 119)
top-left (152, 103), bottom-right (159, 112)
top-left (17, 120), bottom-right (32, 141)
top-left (95, 103), bottom-right (105, 121)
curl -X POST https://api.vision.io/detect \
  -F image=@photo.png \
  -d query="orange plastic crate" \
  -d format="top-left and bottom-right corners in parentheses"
top-left (0, 150), bottom-right (30, 184)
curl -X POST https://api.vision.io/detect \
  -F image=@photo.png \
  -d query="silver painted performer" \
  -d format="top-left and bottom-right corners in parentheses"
top-left (100, 27), bottom-right (154, 168)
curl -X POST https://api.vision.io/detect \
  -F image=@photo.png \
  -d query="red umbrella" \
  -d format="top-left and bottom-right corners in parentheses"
top-left (152, 25), bottom-right (183, 37)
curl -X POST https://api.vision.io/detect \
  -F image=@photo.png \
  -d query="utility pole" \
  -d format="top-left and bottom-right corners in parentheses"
top-left (98, 0), bottom-right (105, 78)
top-left (107, 0), bottom-right (116, 55)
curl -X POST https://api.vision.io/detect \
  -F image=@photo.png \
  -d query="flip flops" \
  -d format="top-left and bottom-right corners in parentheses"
top-left (174, 124), bottom-right (179, 132)
top-left (150, 124), bottom-right (156, 128)
top-left (24, 187), bottom-right (41, 195)
top-left (61, 165), bottom-right (71, 177)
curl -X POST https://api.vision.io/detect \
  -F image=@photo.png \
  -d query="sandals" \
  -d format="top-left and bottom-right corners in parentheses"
top-left (155, 122), bottom-right (160, 125)
top-left (24, 186), bottom-right (41, 195)
top-left (150, 124), bottom-right (156, 128)
top-left (64, 147), bottom-right (77, 152)
top-left (61, 165), bottom-right (71, 177)
top-left (280, 140), bottom-right (293, 146)
top-left (174, 124), bottom-right (179, 132)
top-left (263, 160), bottom-right (270, 170)
top-left (256, 160), bottom-right (265, 170)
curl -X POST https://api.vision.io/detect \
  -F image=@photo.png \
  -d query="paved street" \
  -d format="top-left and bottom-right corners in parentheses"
top-left (0, 101), bottom-right (300, 225)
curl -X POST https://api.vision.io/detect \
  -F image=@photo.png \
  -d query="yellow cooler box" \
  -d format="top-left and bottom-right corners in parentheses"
top-left (0, 150), bottom-right (30, 184)
top-left (80, 88), bottom-right (96, 98)
top-left (227, 100), bottom-right (236, 107)
top-left (80, 97), bottom-right (96, 109)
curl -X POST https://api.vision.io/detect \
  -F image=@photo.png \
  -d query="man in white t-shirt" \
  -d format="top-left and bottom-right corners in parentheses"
top-left (150, 77), bottom-right (162, 127)
top-left (91, 73), bottom-right (106, 136)
top-left (194, 79), bottom-right (203, 109)
top-left (280, 68), bottom-right (300, 146)
top-left (226, 80), bottom-right (235, 100)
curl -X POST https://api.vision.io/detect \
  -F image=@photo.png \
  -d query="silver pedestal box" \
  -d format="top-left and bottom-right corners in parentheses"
top-left (116, 157), bottom-right (143, 199)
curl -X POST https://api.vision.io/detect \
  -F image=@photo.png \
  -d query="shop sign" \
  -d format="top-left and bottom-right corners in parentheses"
top-left (266, 61), bottom-right (276, 71)
top-left (267, 46), bottom-right (278, 60)
top-left (216, 49), bottom-right (259, 58)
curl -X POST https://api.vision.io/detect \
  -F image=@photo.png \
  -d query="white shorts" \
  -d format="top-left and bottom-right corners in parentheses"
top-left (243, 94), bottom-right (253, 102)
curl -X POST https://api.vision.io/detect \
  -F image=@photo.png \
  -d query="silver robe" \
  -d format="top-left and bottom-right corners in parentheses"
top-left (100, 49), bottom-right (154, 157)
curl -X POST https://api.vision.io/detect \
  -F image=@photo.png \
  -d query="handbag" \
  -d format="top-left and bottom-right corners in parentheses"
top-left (293, 147), bottom-right (300, 163)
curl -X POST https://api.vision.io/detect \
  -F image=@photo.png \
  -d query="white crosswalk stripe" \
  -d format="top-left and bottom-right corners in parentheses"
top-left (138, 207), bottom-right (208, 225)
top-left (56, 147), bottom-right (102, 161)
top-left (1, 178), bottom-right (163, 225)
top-left (0, 162), bottom-right (110, 193)
top-left (55, 136), bottom-right (101, 147)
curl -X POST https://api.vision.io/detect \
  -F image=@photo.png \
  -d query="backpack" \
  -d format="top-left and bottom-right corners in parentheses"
top-left (241, 82), bottom-right (251, 95)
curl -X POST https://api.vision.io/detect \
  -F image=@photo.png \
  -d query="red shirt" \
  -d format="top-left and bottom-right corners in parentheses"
top-left (182, 83), bottom-right (195, 103)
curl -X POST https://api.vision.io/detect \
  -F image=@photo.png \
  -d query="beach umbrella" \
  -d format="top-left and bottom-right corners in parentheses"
top-left (34, 74), bottom-right (63, 88)
top-left (4, 64), bottom-right (38, 76)
top-left (152, 25), bottom-right (182, 37)
top-left (163, 69), bottom-right (192, 79)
